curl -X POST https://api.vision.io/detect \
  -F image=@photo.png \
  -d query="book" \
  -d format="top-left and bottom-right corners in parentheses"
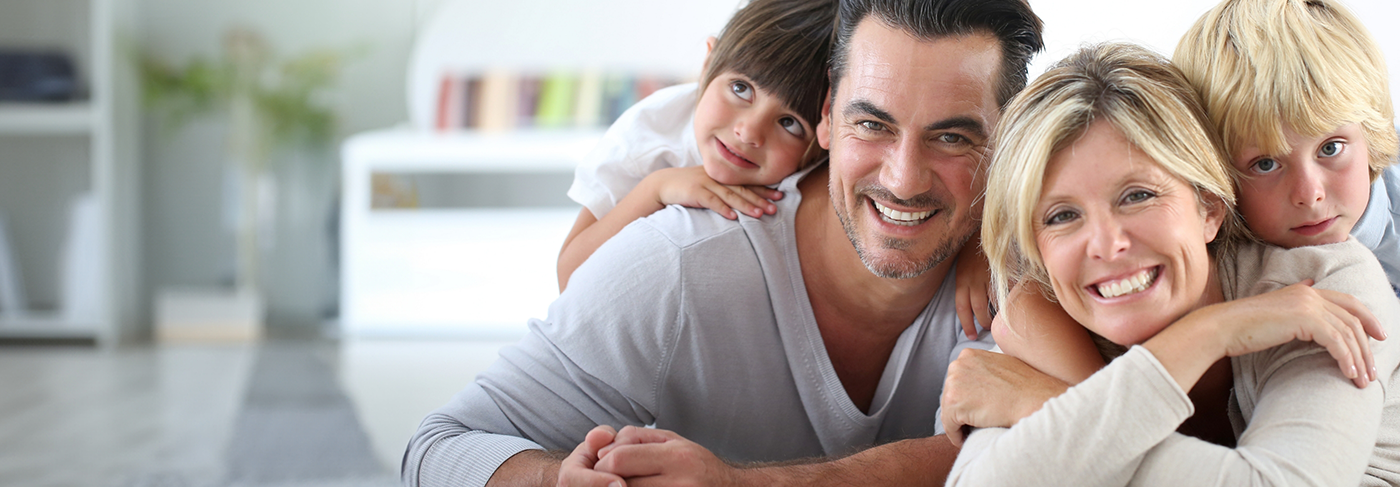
top-left (535, 72), bottom-right (576, 128)
top-left (462, 75), bottom-right (483, 129)
top-left (478, 69), bottom-right (519, 132)
top-left (435, 73), bottom-right (455, 132)
top-left (573, 69), bottom-right (604, 128)
top-left (517, 75), bottom-right (542, 128)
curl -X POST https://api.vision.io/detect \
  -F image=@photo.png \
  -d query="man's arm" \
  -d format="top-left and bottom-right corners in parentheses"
top-left (591, 426), bottom-right (961, 486)
top-left (405, 220), bottom-right (688, 487)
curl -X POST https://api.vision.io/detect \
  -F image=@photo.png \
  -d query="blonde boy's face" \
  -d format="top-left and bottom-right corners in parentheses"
top-left (693, 71), bottom-right (815, 186)
top-left (1233, 123), bottom-right (1372, 248)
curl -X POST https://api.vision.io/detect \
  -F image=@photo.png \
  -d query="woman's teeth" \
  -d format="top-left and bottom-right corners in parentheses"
top-left (873, 201), bottom-right (932, 226)
top-left (1097, 267), bottom-right (1158, 299)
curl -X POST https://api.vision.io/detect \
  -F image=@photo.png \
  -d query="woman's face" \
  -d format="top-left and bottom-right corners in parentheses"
top-left (1034, 122), bottom-right (1224, 345)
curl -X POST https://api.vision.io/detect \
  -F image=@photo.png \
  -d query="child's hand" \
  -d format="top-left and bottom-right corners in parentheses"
top-left (648, 166), bottom-right (781, 219)
top-left (954, 238), bottom-right (994, 339)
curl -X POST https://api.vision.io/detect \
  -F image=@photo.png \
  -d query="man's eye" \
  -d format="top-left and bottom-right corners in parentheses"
top-left (730, 81), bottom-right (753, 102)
top-left (1251, 158), bottom-right (1280, 174)
top-left (936, 133), bottom-right (967, 145)
top-left (858, 120), bottom-right (885, 132)
top-left (779, 117), bottom-right (805, 137)
top-left (1318, 140), bottom-right (1344, 158)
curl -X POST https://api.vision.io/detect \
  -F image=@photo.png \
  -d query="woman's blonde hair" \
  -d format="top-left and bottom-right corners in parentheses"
top-left (1173, 0), bottom-right (1397, 180)
top-left (982, 42), bottom-right (1246, 309)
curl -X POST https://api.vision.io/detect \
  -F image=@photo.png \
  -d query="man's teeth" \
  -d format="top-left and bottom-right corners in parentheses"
top-left (1096, 268), bottom-right (1158, 299)
top-left (873, 201), bottom-right (933, 226)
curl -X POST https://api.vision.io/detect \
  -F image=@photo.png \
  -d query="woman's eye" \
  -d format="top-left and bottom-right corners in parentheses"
top-left (1318, 140), bottom-right (1344, 158)
top-left (779, 117), bottom-right (805, 137)
top-left (1122, 189), bottom-right (1154, 204)
top-left (730, 81), bottom-right (753, 102)
top-left (1251, 158), bottom-right (1280, 174)
top-left (1046, 210), bottom-right (1077, 225)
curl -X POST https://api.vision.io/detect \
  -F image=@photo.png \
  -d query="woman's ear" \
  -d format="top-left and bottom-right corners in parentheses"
top-left (700, 36), bottom-right (718, 75)
top-left (1202, 196), bottom-right (1226, 244)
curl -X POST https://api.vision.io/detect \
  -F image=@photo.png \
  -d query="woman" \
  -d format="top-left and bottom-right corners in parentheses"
top-left (943, 43), bottom-right (1400, 485)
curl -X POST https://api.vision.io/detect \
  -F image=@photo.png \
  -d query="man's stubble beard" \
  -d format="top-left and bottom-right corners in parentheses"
top-left (831, 183), bottom-right (977, 280)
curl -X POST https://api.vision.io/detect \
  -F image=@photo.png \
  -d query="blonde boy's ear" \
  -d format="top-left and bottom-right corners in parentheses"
top-left (701, 36), bottom-right (718, 74)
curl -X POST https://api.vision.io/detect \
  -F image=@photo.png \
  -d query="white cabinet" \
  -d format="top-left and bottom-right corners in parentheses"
top-left (0, 0), bottom-right (136, 345)
top-left (339, 128), bottom-right (598, 338)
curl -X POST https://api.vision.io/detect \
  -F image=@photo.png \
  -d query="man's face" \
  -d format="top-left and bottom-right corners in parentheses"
top-left (817, 19), bottom-right (1002, 279)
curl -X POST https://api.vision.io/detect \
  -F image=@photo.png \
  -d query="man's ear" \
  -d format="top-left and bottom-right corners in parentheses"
top-left (700, 36), bottom-right (718, 75)
top-left (817, 85), bottom-right (832, 150)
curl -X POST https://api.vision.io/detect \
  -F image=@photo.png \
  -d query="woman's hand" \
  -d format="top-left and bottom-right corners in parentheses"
top-left (1149, 280), bottom-right (1386, 391)
top-left (647, 166), bottom-right (781, 220)
top-left (940, 348), bottom-right (1070, 447)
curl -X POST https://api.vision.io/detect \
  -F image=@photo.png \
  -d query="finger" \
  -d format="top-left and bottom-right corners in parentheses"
top-left (695, 191), bottom-right (738, 219)
top-left (1316, 287), bottom-right (1388, 342)
top-left (971, 285), bottom-right (992, 336)
top-left (1312, 308), bottom-right (1361, 384)
top-left (593, 443), bottom-right (672, 479)
top-left (713, 185), bottom-right (767, 218)
top-left (941, 412), bottom-right (966, 448)
top-left (1320, 295), bottom-right (1373, 386)
top-left (956, 295), bottom-right (978, 339)
top-left (561, 435), bottom-right (627, 487)
top-left (585, 425), bottom-right (618, 458)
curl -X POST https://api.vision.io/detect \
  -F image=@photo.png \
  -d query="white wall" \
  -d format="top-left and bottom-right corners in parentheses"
top-left (1027, 0), bottom-right (1400, 103)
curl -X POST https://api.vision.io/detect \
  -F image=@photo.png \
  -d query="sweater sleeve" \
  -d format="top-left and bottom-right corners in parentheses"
top-left (1128, 345), bottom-right (1381, 486)
top-left (947, 346), bottom-right (1193, 487)
top-left (402, 219), bottom-right (689, 487)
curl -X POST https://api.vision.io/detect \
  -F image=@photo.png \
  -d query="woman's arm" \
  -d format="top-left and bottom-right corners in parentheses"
top-left (993, 281), bottom-right (1105, 384)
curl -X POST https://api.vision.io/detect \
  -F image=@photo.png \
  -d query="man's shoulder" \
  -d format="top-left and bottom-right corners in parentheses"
top-left (626, 205), bottom-right (769, 251)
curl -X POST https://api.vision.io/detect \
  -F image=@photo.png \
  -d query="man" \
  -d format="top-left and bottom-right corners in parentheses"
top-left (402, 1), bottom-right (1043, 485)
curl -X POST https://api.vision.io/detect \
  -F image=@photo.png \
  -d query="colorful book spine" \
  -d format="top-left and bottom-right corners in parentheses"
top-left (535, 72), bottom-right (576, 128)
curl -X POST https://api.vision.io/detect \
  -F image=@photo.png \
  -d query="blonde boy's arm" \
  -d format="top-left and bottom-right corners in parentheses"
top-left (557, 166), bottom-right (781, 291)
top-left (992, 281), bottom-right (1105, 384)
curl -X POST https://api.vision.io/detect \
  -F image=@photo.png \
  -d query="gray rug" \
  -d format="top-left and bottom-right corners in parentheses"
top-left (223, 343), bottom-right (395, 487)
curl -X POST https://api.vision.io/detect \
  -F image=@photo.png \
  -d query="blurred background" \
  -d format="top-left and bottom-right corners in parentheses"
top-left (0, 0), bottom-right (1396, 485)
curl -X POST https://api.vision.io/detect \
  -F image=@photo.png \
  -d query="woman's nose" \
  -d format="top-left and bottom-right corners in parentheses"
top-left (1087, 215), bottom-right (1130, 260)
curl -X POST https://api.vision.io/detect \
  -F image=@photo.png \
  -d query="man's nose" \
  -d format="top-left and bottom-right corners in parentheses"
top-left (881, 135), bottom-right (933, 200)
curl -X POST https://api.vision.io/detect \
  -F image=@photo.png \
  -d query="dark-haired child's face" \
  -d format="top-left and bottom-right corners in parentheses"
top-left (693, 71), bottom-right (815, 186)
top-left (1232, 123), bottom-right (1371, 248)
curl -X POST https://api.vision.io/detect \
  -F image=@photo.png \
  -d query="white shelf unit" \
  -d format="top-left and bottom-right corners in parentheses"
top-left (340, 128), bottom-right (600, 338)
top-left (0, 0), bottom-right (134, 345)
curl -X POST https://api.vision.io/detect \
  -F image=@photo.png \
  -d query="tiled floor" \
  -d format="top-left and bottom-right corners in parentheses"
top-left (0, 338), bottom-right (513, 487)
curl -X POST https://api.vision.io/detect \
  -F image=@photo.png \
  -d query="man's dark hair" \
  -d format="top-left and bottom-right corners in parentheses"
top-left (702, 0), bottom-right (836, 131)
top-left (829, 0), bottom-right (1044, 109)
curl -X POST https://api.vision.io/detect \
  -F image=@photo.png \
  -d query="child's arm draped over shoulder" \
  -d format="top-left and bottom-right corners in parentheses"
top-left (557, 165), bottom-right (780, 290)
top-left (992, 281), bottom-right (1105, 384)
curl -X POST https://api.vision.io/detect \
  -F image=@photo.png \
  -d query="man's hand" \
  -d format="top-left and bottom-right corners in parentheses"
top-left (593, 426), bottom-right (740, 487)
top-left (558, 425), bottom-right (626, 487)
top-left (940, 349), bottom-right (1069, 447)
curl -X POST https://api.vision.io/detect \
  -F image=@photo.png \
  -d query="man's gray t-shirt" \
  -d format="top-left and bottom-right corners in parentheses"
top-left (402, 165), bottom-right (993, 487)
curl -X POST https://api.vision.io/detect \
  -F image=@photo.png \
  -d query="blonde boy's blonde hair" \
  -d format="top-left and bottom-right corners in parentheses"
top-left (1174, 0), bottom-right (1397, 180)
top-left (982, 42), bottom-right (1246, 308)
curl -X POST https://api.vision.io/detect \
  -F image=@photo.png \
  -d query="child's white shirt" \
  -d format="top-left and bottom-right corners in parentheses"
top-left (567, 83), bottom-right (701, 219)
top-left (1352, 163), bottom-right (1400, 295)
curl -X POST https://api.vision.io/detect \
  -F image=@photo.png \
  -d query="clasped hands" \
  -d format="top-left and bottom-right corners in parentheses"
top-left (558, 425), bottom-right (742, 487)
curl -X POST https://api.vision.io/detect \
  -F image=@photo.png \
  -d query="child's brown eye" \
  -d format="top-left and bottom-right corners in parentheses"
top-left (779, 117), bottom-right (805, 137)
top-left (730, 81), bottom-right (753, 102)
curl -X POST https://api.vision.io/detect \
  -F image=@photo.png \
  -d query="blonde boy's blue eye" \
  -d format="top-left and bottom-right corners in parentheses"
top-left (730, 81), bottom-right (753, 102)
top-left (1318, 140), bottom-right (1344, 158)
top-left (779, 116), bottom-right (805, 137)
top-left (1252, 158), bottom-right (1280, 174)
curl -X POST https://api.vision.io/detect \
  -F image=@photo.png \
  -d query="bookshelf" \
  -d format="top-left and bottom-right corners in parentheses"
top-left (0, 0), bottom-right (136, 346)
